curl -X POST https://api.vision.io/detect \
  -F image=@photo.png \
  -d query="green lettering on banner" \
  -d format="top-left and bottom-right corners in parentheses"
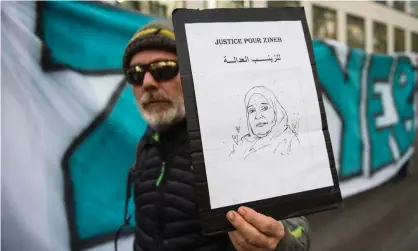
top-left (367, 55), bottom-right (395, 171)
top-left (367, 55), bottom-right (416, 172)
top-left (392, 57), bottom-right (416, 154)
top-left (313, 41), bottom-right (364, 179)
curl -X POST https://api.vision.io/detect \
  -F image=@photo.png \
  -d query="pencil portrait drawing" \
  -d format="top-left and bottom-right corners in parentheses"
top-left (229, 86), bottom-right (300, 160)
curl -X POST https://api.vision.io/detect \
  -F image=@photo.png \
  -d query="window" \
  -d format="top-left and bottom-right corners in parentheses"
top-left (149, 1), bottom-right (167, 17)
top-left (394, 27), bottom-right (405, 52)
top-left (375, 0), bottom-right (386, 5)
top-left (412, 32), bottom-right (418, 53)
top-left (267, 1), bottom-right (300, 8)
top-left (411, 1), bottom-right (418, 17)
top-left (162, 1), bottom-right (186, 17)
top-left (217, 0), bottom-right (245, 8)
top-left (373, 21), bottom-right (387, 54)
top-left (116, 1), bottom-right (185, 17)
top-left (116, 0), bottom-right (142, 11)
top-left (346, 14), bottom-right (365, 50)
top-left (393, 1), bottom-right (405, 12)
top-left (312, 5), bottom-right (337, 40)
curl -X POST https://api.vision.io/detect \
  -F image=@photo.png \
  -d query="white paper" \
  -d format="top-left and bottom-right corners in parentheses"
top-left (184, 21), bottom-right (334, 209)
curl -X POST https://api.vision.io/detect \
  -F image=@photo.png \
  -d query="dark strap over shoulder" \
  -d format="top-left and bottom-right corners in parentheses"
top-left (114, 134), bottom-right (150, 251)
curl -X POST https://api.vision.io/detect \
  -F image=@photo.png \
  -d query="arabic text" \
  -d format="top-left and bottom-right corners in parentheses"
top-left (223, 54), bottom-right (282, 64)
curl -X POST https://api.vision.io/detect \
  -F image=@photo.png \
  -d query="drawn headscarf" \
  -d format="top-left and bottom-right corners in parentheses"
top-left (243, 86), bottom-right (288, 140)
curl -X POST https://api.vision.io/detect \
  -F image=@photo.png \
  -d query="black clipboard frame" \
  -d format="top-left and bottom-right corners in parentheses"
top-left (172, 7), bottom-right (343, 236)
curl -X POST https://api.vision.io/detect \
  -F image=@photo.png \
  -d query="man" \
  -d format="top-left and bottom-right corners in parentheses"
top-left (118, 19), bottom-right (311, 251)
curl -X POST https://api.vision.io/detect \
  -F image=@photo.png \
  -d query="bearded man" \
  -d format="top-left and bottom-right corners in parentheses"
top-left (118, 20), bottom-right (311, 251)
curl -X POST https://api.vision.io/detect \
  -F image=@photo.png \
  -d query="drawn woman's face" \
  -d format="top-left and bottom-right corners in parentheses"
top-left (247, 94), bottom-right (276, 137)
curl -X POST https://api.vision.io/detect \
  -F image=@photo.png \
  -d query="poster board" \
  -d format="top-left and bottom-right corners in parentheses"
top-left (172, 7), bottom-right (342, 235)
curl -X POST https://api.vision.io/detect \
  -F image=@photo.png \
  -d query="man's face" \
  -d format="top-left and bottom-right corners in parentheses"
top-left (129, 50), bottom-right (185, 130)
top-left (247, 94), bottom-right (276, 137)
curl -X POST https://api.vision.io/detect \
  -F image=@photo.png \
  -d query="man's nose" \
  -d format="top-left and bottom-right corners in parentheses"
top-left (142, 72), bottom-right (159, 90)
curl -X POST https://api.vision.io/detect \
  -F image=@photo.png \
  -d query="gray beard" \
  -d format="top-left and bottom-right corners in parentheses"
top-left (140, 97), bottom-right (186, 131)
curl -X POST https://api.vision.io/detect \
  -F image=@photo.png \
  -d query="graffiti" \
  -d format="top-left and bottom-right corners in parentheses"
top-left (36, 1), bottom-right (151, 250)
top-left (367, 56), bottom-right (416, 173)
top-left (315, 41), bottom-right (417, 182)
top-left (61, 83), bottom-right (143, 250)
top-left (314, 42), bottom-right (365, 179)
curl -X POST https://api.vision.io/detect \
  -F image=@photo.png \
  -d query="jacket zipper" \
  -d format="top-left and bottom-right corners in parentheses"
top-left (156, 161), bottom-right (167, 249)
top-left (156, 162), bottom-right (166, 187)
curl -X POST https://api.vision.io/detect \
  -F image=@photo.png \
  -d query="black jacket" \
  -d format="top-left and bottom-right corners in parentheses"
top-left (117, 119), bottom-right (310, 251)
top-left (130, 120), bottom-right (229, 251)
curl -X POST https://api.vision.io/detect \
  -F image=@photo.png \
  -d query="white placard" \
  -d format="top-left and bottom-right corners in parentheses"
top-left (184, 21), bottom-right (334, 209)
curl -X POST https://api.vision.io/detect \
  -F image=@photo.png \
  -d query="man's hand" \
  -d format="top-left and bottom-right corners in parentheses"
top-left (226, 206), bottom-right (285, 251)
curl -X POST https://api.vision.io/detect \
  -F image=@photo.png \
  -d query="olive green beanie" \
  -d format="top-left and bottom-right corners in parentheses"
top-left (122, 19), bottom-right (176, 73)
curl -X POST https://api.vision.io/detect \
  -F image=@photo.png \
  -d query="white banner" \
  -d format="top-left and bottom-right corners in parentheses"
top-left (315, 39), bottom-right (417, 197)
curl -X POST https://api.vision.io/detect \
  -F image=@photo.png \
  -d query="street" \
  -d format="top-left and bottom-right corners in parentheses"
top-left (308, 155), bottom-right (418, 251)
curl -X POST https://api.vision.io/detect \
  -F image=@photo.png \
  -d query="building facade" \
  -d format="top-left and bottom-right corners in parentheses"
top-left (113, 0), bottom-right (418, 54)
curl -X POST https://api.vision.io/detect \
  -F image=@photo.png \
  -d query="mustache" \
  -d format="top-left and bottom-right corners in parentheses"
top-left (140, 90), bottom-right (172, 105)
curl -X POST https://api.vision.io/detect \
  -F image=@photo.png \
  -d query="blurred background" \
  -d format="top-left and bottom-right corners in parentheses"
top-left (2, 1), bottom-right (417, 251)
top-left (112, 0), bottom-right (418, 54)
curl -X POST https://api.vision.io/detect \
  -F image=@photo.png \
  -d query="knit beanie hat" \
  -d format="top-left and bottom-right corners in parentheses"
top-left (122, 19), bottom-right (177, 74)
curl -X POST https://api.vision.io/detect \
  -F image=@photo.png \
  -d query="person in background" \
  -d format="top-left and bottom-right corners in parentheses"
top-left (116, 19), bottom-right (311, 251)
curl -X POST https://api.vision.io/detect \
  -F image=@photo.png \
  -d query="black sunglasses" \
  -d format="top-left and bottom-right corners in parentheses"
top-left (125, 60), bottom-right (179, 86)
